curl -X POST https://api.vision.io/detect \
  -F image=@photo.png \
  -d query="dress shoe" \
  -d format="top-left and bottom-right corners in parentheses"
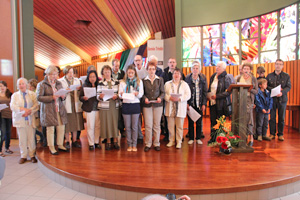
top-left (144, 146), bottom-right (150, 152)
top-left (65, 142), bottom-right (71, 149)
top-left (196, 139), bottom-right (203, 145)
top-left (95, 143), bottom-right (101, 149)
top-left (262, 136), bottom-right (272, 141)
top-left (72, 141), bottom-right (81, 148)
top-left (188, 140), bottom-right (194, 145)
top-left (19, 158), bottom-right (27, 164)
top-left (89, 145), bottom-right (95, 150)
top-left (269, 135), bottom-right (275, 139)
top-left (58, 146), bottom-right (69, 152)
top-left (105, 143), bottom-right (112, 150)
top-left (154, 146), bottom-right (160, 151)
top-left (114, 142), bottom-right (120, 150)
top-left (132, 147), bottom-right (137, 152)
top-left (102, 139), bottom-right (107, 144)
top-left (50, 151), bottom-right (59, 155)
top-left (278, 136), bottom-right (285, 141)
top-left (31, 157), bottom-right (38, 163)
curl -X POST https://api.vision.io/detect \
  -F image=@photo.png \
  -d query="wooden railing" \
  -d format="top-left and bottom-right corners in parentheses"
top-left (183, 60), bottom-right (300, 130)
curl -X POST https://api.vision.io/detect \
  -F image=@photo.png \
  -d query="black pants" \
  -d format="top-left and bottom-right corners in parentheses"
top-left (187, 106), bottom-right (202, 140)
top-left (256, 112), bottom-right (269, 136)
top-left (269, 101), bottom-right (287, 136)
top-left (0, 118), bottom-right (12, 150)
top-left (209, 105), bottom-right (222, 142)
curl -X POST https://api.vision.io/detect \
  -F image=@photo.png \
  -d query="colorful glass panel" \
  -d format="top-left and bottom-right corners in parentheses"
top-left (280, 35), bottom-right (296, 61)
top-left (261, 11), bottom-right (277, 51)
top-left (182, 27), bottom-right (201, 59)
top-left (241, 39), bottom-right (259, 63)
top-left (203, 24), bottom-right (220, 39)
top-left (222, 22), bottom-right (239, 55)
top-left (203, 39), bottom-right (220, 66)
top-left (241, 17), bottom-right (259, 39)
top-left (280, 4), bottom-right (296, 37)
top-left (223, 54), bottom-right (239, 65)
top-left (261, 51), bottom-right (277, 63)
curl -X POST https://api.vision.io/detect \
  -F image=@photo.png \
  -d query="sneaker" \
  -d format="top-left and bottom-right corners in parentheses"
top-left (176, 143), bottom-right (182, 149)
top-left (196, 139), bottom-right (203, 145)
top-left (166, 142), bottom-right (174, 147)
top-left (262, 136), bottom-right (271, 141)
top-left (188, 140), bottom-right (194, 145)
top-left (269, 135), bottom-right (275, 139)
top-left (132, 147), bottom-right (137, 152)
top-left (127, 147), bottom-right (132, 152)
top-left (257, 135), bottom-right (262, 141)
top-left (278, 136), bottom-right (284, 141)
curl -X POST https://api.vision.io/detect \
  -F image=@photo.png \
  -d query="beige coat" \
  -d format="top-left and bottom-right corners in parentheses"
top-left (36, 76), bottom-right (68, 127)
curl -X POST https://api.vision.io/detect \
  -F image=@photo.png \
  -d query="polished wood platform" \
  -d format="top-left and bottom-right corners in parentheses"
top-left (36, 117), bottom-right (300, 195)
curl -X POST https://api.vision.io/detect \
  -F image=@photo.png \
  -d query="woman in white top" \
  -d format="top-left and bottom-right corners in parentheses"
top-left (58, 66), bottom-right (84, 149)
top-left (10, 78), bottom-right (39, 164)
top-left (119, 64), bottom-right (144, 152)
top-left (164, 68), bottom-right (191, 149)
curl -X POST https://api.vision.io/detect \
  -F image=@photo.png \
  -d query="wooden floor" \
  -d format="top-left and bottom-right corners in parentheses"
top-left (36, 117), bottom-right (300, 194)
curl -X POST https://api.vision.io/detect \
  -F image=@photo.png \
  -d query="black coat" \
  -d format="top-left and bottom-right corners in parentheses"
top-left (161, 67), bottom-right (185, 83)
top-left (266, 71), bottom-right (291, 103)
top-left (185, 73), bottom-right (208, 108)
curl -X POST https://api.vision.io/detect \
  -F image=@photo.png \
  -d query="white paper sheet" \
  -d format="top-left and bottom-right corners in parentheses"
top-left (54, 89), bottom-right (69, 96)
top-left (69, 84), bottom-right (80, 91)
top-left (187, 106), bottom-right (201, 122)
top-left (170, 93), bottom-right (182, 98)
top-left (122, 93), bottom-right (135, 100)
top-left (0, 104), bottom-right (8, 111)
top-left (79, 76), bottom-right (87, 83)
top-left (15, 110), bottom-right (25, 121)
top-left (83, 87), bottom-right (96, 99)
top-left (101, 89), bottom-right (114, 101)
top-left (149, 100), bottom-right (157, 103)
top-left (271, 85), bottom-right (281, 97)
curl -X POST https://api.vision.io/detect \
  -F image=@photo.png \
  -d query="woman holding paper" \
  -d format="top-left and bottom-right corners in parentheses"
top-left (142, 62), bottom-right (164, 152)
top-left (119, 64), bottom-right (144, 152)
top-left (97, 65), bottom-right (120, 150)
top-left (164, 68), bottom-right (191, 149)
top-left (235, 62), bottom-right (258, 146)
top-left (0, 81), bottom-right (13, 156)
top-left (36, 65), bottom-right (69, 155)
top-left (79, 70), bottom-right (101, 150)
top-left (10, 78), bottom-right (39, 164)
top-left (59, 65), bottom-right (84, 149)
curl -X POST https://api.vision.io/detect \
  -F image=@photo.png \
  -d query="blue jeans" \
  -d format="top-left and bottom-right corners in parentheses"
top-left (0, 118), bottom-right (12, 151)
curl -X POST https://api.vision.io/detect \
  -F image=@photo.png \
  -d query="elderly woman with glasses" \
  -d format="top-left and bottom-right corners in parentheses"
top-left (36, 65), bottom-right (69, 155)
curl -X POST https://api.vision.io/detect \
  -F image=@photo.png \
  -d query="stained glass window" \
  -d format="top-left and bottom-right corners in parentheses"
top-left (203, 24), bottom-right (220, 39)
top-left (241, 39), bottom-right (259, 63)
top-left (241, 17), bottom-right (259, 39)
top-left (222, 22), bottom-right (239, 65)
top-left (261, 12), bottom-right (278, 51)
top-left (223, 55), bottom-right (240, 66)
top-left (261, 51), bottom-right (277, 63)
top-left (280, 35), bottom-right (296, 61)
top-left (280, 4), bottom-right (296, 37)
top-left (182, 27), bottom-right (201, 59)
top-left (203, 39), bottom-right (221, 66)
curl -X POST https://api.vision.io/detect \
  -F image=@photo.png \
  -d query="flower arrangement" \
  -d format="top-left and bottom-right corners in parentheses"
top-left (211, 115), bottom-right (240, 153)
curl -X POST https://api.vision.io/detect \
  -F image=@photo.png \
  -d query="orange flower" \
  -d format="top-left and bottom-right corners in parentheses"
top-left (223, 122), bottom-right (231, 132)
top-left (213, 123), bottom-right (220, 130)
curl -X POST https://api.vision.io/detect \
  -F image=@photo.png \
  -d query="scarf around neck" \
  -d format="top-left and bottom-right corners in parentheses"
top-left (125, 77), bottom-right (139, 93)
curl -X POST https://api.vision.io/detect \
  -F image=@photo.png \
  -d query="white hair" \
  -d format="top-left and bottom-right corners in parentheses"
top-left (45, 65), bottom-right (58, 75)
top-left (148, 55), bottom-right (158, 62)
top-left (192, 60), bottom-right (202, 72)
top-left (17, 77), bottom-right (28, 90)
top-left (141, 194), bottom-right (167, 200)
top-left (217, 61), bottom-right (227, 70)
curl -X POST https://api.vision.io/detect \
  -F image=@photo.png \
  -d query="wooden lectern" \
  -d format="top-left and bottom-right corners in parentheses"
top-left (228, 84), bottom-right (254, 153)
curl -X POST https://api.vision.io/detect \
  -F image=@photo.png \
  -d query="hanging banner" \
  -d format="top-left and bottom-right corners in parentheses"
top-left (147, 40), bottom-right (164, 70)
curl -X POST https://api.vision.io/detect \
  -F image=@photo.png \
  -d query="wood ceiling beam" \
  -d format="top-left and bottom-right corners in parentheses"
top-left (33, 16), bottom-right (92, 64)
top-left (93, 0), bottom-right (135, 49)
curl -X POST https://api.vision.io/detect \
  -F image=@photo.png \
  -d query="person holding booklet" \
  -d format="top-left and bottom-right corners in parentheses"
top-left (36, 65), bottom-right (69, 155)
top-left (164, 68), bottom-right (191, 149)
top-left (79, 70), bottom-right (101, 150)
top-left (119, 64), bottom-right (144, 152)
top-left (142, 62), bottom-right (165, 152)
top-left (266, 59), bottom-right (291, 141)
top-left (58, 65), bottom-right (84, 149)
top-left (97, 65), bottom-right (120, 151)
top-left (185, 61), bottom-right (207, 145)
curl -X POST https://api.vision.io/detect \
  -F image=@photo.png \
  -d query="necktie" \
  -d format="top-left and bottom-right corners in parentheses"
top-left (23, 92), bottom-right (28, 121)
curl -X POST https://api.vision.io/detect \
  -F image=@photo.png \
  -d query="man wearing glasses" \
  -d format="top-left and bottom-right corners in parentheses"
top-left (266, 59), bottom-right (291, 141)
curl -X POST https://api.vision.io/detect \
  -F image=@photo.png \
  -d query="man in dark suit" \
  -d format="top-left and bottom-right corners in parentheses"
top-left (112, 59), bottom-right (125, 80)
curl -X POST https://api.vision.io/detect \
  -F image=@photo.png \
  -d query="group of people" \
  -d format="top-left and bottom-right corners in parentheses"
top-left (0, 55), bottom-right (291, 164)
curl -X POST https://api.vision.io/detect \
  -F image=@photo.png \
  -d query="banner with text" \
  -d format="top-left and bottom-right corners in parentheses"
top-left (147, 40), bottom-right (164, 70)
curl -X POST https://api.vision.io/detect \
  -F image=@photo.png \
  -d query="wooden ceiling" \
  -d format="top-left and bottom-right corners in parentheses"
top-left (33, 0), bottom-right (175, 68)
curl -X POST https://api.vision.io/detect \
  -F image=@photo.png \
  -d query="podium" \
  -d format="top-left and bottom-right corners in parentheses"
top-left (228, 84), bottom-right (254, 153)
